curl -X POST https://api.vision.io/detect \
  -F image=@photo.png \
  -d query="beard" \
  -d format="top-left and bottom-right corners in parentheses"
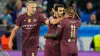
top-left (58, 13), bottom-right (63, 17)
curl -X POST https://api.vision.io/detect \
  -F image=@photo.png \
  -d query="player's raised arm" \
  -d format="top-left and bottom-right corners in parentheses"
top-left (41, 16), bottom-right (64, 25)
top-left (40, 14), bottom-right (67, 25)
top-left (50, 17), bottom-right (63, 25)
top-left (38, 14), bottom-right (49, 25)
top-left (49, 14), bottom-right (69, 24)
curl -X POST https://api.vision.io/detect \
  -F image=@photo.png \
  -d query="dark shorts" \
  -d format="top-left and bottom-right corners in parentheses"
top-left (22, 47), bottom-right (38, 56)
top-left (44, 39), bottom-right (60, 56)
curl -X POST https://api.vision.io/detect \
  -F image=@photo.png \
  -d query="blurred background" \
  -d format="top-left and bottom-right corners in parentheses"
top-left (0, 0), bottom-right (100, 56)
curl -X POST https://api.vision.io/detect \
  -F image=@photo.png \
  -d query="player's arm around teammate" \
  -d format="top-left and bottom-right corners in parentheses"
top-left (44, 7), bottom-right (75, 39)
top-left (49, 6), bottom-right (68, 25)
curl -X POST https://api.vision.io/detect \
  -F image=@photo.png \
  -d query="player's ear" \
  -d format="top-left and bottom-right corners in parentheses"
top-left (26, 8), bottom-right (28, 11)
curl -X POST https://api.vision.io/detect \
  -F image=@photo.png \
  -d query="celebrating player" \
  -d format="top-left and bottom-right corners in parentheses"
top-left (44, 4), bottom-right (68, 56)
top-left (8, 1), bottom-right (64, 56)
top-left (44, 7), bottom-right (81, 56)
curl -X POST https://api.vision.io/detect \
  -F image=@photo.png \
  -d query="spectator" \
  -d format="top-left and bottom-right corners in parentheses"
top-left (90, 34), bottom-right (100, 51)
top-left (41, 0), bottom-right (48, 11)
top-left (0, 25), bottom-right (17, 50)
top-left (80, 2), bottom-right (96, 24)
top-left (46, 0), bottom-right (56, 17)
top-left (89, 14), bottom-right (96, 25)
top-left (5, 0), bottom-right (16, 16)
top-left (12, 0), bottom-right (26, 24)
top-left (37, 4), bottom-right (47, 18)
top-left (0, 8), bottom-right (13, 25)
top-left (96, 8), bottom-right (100, 25)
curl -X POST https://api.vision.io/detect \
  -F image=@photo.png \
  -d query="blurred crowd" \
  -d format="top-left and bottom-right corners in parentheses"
top-left (0, 0), bottom-right (100, 25)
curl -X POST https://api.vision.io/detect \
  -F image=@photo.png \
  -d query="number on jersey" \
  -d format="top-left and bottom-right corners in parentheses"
top-left (70, 25), bottom-right (76, 38)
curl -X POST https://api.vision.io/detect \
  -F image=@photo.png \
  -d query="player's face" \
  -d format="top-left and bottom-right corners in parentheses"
top-left (66, 9), bottom-right (75, 18)
top-left (27, 3), bottom-right (37, 14)
top-left (70, 10), bottom-right (75, 16)
top-left (57, 7), bottom-right (64, 17)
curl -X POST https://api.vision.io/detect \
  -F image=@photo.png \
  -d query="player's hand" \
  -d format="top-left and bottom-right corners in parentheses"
top-left (62, 14), bottom-right (70, 20)
top-left (55, 12), bottom-right (59, 18)
top-left (64, 14), bottom-right (70, 18)
top-left (44, 33), bottom-right (48, 39)
top-left (8, 40), bottom-right (13, 49)
top-left (32, 53), bottom-right (35, 56)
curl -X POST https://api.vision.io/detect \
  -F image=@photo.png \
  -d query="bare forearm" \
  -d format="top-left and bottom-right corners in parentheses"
top-left (45, 34), bottom-right (57, 38)
top-left (9, 26), bottom-right (19, 41)
top-left (44, 32), bottom-right (59, 39)
top-left (9, 29), bottom-right (17, 41)
top-left (50, 18), bottom-right (63, 24)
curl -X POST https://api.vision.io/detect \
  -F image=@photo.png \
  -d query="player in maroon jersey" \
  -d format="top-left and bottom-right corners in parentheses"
top-left (44, 4), bottom-right (68, 56)
top-left (8, 1), bottom-right (65, 56)
top-left (44, 7), bottom-right (81, 56)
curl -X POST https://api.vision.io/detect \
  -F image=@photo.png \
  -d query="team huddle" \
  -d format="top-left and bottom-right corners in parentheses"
top-left (8, 1), bottom-right (81, 56)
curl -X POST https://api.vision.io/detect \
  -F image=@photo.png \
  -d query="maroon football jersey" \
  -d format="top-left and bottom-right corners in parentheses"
top-left (56, 17), bottom-right (81, 53)
top-left (48, 16), bottom-right (58, 34)
top-left (45, 16), bottom-right (58, 46)
top-left (16, 12), bottom-right (46, 48)
top-left (45, 16), bottom-right (60, 52)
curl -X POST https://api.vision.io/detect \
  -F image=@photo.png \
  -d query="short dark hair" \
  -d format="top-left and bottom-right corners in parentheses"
top-left (53, 4), bottom-right (64, 11)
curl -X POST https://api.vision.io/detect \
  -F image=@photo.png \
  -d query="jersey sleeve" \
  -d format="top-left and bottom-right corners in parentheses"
top-left (56, 21), bottom-right (64, 33)
top-left (78, 20), bottom-right (82, 27)
top-left (49, 16), bottom-right (54, 20)
top-left (39, 14), bottom-right (47, 23)
top-left (16, 15), bottom-right (22, 26)
top-left (49, 16), bottom-right (54, 24)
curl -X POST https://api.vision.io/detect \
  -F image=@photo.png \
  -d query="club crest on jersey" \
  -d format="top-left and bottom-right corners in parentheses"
top-left (28, 18), bottom-right (31, 23)
top-left (33, 19), bottom-right (37, 22)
